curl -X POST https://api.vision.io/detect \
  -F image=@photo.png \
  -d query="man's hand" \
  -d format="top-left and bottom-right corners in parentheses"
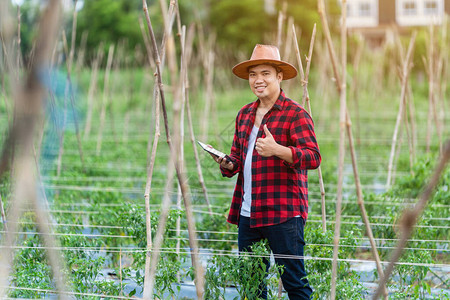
top-left (255, 124), bottom-right (279, 157)
top-left (209, 152), bottom-right (234, 170)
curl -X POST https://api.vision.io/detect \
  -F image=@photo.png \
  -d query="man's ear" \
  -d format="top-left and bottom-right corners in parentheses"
top-left (278, 71), bottom-right (283, 82)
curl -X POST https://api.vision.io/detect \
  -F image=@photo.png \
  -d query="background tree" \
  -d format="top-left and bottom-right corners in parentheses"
top-left (76, 0), bottom-right (143, 63)
top-left (208, 0), bottom-right (275, 53)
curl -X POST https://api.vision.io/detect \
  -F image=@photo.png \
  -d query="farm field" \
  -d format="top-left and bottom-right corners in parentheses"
top-left (0, 0), bottom-right (449, 299)
top-left (0, 65), bottom-right (448, 299)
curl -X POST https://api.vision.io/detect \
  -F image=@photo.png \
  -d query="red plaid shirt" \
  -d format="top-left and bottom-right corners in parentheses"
top-left (221, 90), bottom-right (321, 228)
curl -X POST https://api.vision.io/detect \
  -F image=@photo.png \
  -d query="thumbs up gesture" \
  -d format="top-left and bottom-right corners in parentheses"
top-left (255, 124), bottom-right (279, 157)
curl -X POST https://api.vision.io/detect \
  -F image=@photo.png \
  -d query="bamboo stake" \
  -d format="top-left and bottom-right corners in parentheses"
top-left (83, 45), bottom-right (104, 139)
top-left (200, 47), bottom-right (215, 142)
top-left (145, 1), bottom-right (176, 161)
top-left (283, 16), bottom-right (294, 65)
top-left (386, 32), bottom-right (416, 187)
top-left (61, 26), bottom-right (86, 172)
top-left (349, 38), bottom-right (363, 147)
top-left (142, 1), bottom-right (204, 298)
top-left (436, 19), bottom-right (447, 140)
top-left (276, 2), bottom-right (287, 49)
top-left (16, 4), bottom-right (22, 74)
top-left (146, 151), bottom-right (176, 300)
top-left (403, 86), bottom-right (414, 173)
top-left (96, 44), bottom-right (114, 156)
top-left (139, 18), bottom-right (155, 68)
top-left (277, 10), bottom-right (283, 50)
top-left (56, 47), bottom-right (68, 176)
top-left (425, 25), bottom-right (443, 153)
top-left (292, 24), bottom-right (326, 232)
top-left (175, 24), bottom-right (186, 283)
top-left (75, 31), bottom-right (88, 73)
top-left (406, 83), bottom-right (417, 164)
top-left (345, 113), bottom-right (386, 295)
top-left (426, 25), bottom-right (434, 153)
top-left (330, 0), bottom-right (347, 297)
top-left (318, 1), bottom-right (388, 298)
top-left (123, 57), bottom-right (133, 143)
top-left (318, 0), bottom-right (342, 92)
top-left (373, 140), bottom-right (450, 300)
top-left (68, 0), bottom-right (78, 72)
top-left (184, 27), bottom-right (212, 214)
top-left (0, 1), bottom-right (69, 298)
top-left (159, 0), bottom-right (178, 87)
top-left (143, 70), bottom-right (160, 300)
top-left (142, 2), bottom-right (177, 296)
top-left (0, 0), bottom-right (14, 43)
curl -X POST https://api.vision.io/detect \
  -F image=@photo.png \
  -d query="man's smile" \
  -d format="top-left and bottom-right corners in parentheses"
top-left (255, 85), bottom-right (266, 92)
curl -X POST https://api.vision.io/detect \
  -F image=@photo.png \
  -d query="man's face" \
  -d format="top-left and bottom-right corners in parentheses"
top-left (248, 64), bottom-right (283, 101)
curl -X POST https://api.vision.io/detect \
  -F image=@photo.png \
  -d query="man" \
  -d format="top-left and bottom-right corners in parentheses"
top-left (211, 44), bottom-right (321, 299)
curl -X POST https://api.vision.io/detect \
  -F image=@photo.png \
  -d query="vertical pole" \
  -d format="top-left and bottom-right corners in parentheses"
top-left (330, 0), bottom-right (347, 298)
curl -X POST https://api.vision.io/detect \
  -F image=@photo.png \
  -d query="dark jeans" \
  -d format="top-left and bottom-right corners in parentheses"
top-left (238, 216), bottom-right (313, 300)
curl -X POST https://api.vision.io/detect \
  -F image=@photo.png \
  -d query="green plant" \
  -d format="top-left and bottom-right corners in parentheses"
top-left (204, 240), bottom-right (285, 300)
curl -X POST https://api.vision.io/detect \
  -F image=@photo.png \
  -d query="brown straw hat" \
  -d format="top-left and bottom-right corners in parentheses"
top-left (232, 44), bottom-right (297, 80)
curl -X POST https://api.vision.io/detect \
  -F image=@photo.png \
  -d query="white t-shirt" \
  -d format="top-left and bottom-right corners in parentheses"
top-left (241, 125), bottom-right (259, 217)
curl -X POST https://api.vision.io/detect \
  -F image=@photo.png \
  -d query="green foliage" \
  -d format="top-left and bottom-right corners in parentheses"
top-left (305, 226), bottom-right (366, 299)
top-left (209, 0), bottom-right (275, 52)
top-left (196, 206), bottom-right (236, 251)
top-left (76, 0), bottom-right (143, 60)
top-left (388, 154), bottom-right (449, 201)
top-left (204, 240), bottom-right (285, 300)
top-left (10, 236), bottom-right (53, 298)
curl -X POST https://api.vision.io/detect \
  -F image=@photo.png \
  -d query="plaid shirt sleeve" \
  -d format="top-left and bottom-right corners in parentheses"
top-left (284, 109), bottom-right (321, 170)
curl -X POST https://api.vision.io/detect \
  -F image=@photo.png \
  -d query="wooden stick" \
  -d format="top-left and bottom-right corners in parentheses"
top-left (403, 86), bottom-right (414, 172)
top-left (426, 25), bottom-right (443, 153)
top-left (142, 1), bottom-right (204, 299)
top-left (373, 140), bottom-right (450, 300)
top-left (184, 26), bottom-right (212, 214)
top-left (83, 45), bottom-right (104, 139)
top-left (318, 1), bottom-right (388, 298)
top-left (175, 24), bottom-right (186, 282)
top-left (345, 112), bottom-right (386, 296)
top-left (292, 24), bottom-right (326, 232)
top-left (142, 2), bottom-right (177, 296)
top-left (139, 18), bottom-right (155, 68)
top-left (349, 38), bottom-right (364, 147)
top-left (200, 46), bottom-right (215, 142)
top-left (56, 32), bottom-right (69, 176)
top-left (425, 25), bottom-right (434, 153)
top-left (143, 70), bottom-right (160, 300)
top-left (145, 151), bottom-right (176, 300)
top-left (75, 31), bottom-right (88, 73)
top-left (277, 10), bottom-right (283, 49)
top-left (283, 16), bottom-right (294, 64)
top-left (386, 32), bottom-right (416, 187)
top-left (0, 1), bottom-right (70, 298)
top-left (330, 0), bottom-right (347, 297)
top-left (62, 21), bottom-right (86, 172)
top-left (318, 0), bottom-right (342, 92)
top-left (276, 2), bottom-right (287, 49)
top-left (16, 4), bottom-right (22, 74)
top-left (96, 44), bottom-right (115, 156)
top-left (406, 83), bottom-right (416, 164)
